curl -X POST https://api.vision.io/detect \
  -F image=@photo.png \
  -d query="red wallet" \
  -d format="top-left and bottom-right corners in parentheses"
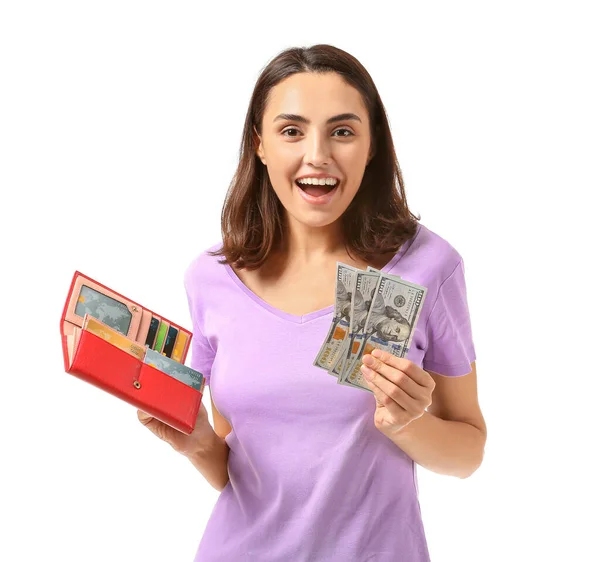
top-left (59, 271), bottom-right (204, 434)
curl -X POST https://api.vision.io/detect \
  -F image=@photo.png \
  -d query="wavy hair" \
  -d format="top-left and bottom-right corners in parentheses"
top-left (208, 44), bottom-right (421, 270)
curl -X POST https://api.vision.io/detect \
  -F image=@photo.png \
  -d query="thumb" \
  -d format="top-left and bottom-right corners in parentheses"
top-left (137, 409), bottom-right (180, 449)
top-left (137, 409), bottom-right (158, 430)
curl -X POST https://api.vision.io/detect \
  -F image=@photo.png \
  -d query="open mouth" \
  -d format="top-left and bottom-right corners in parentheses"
top-left (294, 179), bottom-right (338, 198)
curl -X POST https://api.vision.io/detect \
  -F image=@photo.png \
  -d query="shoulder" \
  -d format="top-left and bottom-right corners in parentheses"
top-left (408, 222), bottom-right (464, 280)
top-left (184, 240), bottom-right (224, 290)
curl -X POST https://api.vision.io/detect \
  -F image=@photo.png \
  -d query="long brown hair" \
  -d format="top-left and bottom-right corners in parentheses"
top-left (208, 44), bottom-right (421, 270)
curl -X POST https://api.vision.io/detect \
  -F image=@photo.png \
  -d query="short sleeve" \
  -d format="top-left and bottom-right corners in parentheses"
top-left (183, 268), bottom-right (216, 387)
top-left (422, 258), bottom-right (477, 377)
top-left (188, 330), bottom-right (215, 387)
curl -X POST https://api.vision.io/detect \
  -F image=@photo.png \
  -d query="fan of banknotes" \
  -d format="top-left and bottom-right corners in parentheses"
top-left (313, 262), bottom-right (428, 393)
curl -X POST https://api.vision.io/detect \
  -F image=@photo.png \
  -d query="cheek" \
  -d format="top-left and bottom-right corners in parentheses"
top-left (267, 149), bottom-right (300, 181)
top-left (265, 168), bottom-right (298, 204)
top-left (341, 154), bottom-right (368, 186)
top-left (340, 176), bottom-right (363, 200)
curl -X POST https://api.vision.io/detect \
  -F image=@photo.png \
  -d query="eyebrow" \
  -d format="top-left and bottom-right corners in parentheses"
top-left (273, 112), bottom-right (362, 125)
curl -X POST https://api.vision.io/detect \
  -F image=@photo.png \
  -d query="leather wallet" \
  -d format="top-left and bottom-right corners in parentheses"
top-left (60, 270), bottom-right (204, 434)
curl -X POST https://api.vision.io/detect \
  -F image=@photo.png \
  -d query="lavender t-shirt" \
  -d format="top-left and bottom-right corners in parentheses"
top-left (183, 222), bottom-right (476, 562)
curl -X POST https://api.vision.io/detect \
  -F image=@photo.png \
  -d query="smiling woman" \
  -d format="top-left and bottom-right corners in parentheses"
top-left (260, 92), bottom-right (371, 212)
top-left (209, 46), bottom-right (420, 272)
top-left (178, 44), bottom-right (484, 562)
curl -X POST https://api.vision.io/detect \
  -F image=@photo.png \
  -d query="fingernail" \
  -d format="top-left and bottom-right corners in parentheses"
top-left (363, 355), bottom-right (375, 366)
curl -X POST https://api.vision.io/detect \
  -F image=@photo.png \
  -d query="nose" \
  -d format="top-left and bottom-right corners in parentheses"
top-left (304, 130), bottom-right (332, 167)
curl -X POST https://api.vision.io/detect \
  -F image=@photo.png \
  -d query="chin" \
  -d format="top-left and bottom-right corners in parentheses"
top-left (284, 209), bottom-right (338, 228)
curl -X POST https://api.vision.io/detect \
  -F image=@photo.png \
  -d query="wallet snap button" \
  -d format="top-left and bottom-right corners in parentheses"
top-left (133, 380), bottom-right (141, 389)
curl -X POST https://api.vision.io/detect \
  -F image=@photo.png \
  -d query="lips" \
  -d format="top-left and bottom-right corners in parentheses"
top-left (294, 179), bottom-right (336, 197)
top-left (295, 180), bottom-right (339, 205)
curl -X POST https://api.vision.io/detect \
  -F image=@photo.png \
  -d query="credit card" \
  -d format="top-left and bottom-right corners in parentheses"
top-left (171, 331), bottom-right (188, 363)
top-left (145, 317), bottom-right (160, 348)
top-left (144, 348), bottom-right (204, 391)
top-left (162, 325), bottom-right (179, 358)
top-left (82, 314), bottom-right (146, 361)
top-left (153, 320), bottom-right (169, 353)
top-left (75, 284), bottom-right (132, 336)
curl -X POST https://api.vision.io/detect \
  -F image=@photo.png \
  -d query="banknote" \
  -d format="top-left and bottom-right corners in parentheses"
top-left (329, 265), bottom-right (401, 388)
top-left (333, 268), bottom-right (382, 386)
top-left (327, 268), bottom-right (403, 385)
top-left (328, 338), bottom-right (350, 378)
top-left (341, 273), bottom-right (428, 392)
top-left (313, 262), bottom-right (360, 372)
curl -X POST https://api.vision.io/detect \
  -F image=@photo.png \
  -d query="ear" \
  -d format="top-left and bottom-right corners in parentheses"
top-left (253, 125), bottom-right (266, 165)
top-left (367, 145), bottom-right (376, 164)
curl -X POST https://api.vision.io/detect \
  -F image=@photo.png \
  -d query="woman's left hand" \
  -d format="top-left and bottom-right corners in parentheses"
top-left (360, 349), bottom-right (435, 436)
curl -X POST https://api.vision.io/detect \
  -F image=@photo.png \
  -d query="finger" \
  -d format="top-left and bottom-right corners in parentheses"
top-left (362, 367), bottom-right (410, 416)
top-left (137, 410), bottom-right (170, 441)
top-left (137, 409), bottom-right (154, 424)
top-left (364, 376), bottom-right (393, 409)
top-left (362, 355), bottom-right (421, 400)
top-left (371, 349), bottom-right (432, 388)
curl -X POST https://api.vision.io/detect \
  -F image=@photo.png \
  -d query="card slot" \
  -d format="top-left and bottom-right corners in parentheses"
top-left (135, 307), bottom-right (193, 354)
top-left (64, 274), bottom-right (143, 341)
top-left (134, 308), bottom-right (154, 347)
top-left (155, 320), bottom-right (170, 353)
top-left (68, 329), bottom-right (202, 434)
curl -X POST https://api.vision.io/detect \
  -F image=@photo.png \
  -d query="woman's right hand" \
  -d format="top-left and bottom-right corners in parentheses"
top-left (137, 401), bottom-right (216, 457)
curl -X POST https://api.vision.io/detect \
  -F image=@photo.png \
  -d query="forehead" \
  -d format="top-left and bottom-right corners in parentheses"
top-left (264, 72), bottom-right (367, 120)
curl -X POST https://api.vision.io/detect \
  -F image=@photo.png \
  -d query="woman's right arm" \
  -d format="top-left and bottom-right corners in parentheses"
top-left (185, 432), bottom-right (230, 492)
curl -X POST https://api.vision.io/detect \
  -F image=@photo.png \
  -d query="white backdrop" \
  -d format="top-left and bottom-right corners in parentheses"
top-left (1, 1), bottom-right (598, 561)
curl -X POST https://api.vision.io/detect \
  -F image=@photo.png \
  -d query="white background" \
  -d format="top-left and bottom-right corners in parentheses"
top-left (1, 1), bottom-right (598, 561)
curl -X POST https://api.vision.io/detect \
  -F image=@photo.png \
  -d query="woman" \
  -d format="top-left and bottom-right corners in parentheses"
top-left (138, 44), bottom-right (487, 562)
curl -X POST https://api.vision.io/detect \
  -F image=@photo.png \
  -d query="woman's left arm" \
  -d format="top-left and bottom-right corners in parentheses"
top-left (361, 350), bottom-right (486, 479)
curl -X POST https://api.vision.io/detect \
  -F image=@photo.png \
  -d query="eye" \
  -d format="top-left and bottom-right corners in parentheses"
top-left (281, 127), bottom-right (355, 138)
top-left (282, 127), bottom-right (301, 137)
top-left (333, 128), bottom-right (354, 137)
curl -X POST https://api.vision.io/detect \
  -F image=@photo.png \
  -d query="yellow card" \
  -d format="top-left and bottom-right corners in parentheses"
top-left (83, 314), bottom-right (146, 361)
top-left (171, 331), bottom-right (188, 363)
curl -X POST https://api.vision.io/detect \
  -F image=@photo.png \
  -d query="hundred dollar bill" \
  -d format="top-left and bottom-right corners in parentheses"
top-left (329, 267), bottom-right (404, 383)
top-left (341, 273), bottom-right (428, 392)
top-left (313, 262), bottom-right (359, 372)
top-left (336, 267), bottom-right (403, 387)
top-left (333, 268), bottom-right (382, 385)
top-left (328, 338), bottom-right (350, 378)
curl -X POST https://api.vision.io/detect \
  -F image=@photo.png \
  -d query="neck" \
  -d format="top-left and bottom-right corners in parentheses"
top-left (278, 213), bottom-right (347, 264)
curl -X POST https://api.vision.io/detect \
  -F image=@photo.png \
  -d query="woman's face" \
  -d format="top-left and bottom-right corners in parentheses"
top-left (255, 72), bottom-right (373, 228)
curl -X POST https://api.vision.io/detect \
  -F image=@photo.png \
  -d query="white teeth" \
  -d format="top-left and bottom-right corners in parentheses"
top-left (297, 177), bottom-right (338, 186)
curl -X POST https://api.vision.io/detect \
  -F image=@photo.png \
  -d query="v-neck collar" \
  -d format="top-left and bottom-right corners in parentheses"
top-left (223, 224), bottom-right (422, 325)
